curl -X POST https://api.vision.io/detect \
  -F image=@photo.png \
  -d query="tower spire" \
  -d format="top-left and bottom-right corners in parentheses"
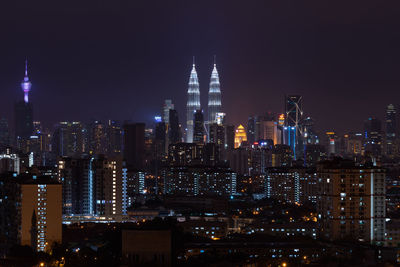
top-left (213, 55), bottom-right (216, 67)
top-left (25, 59), bottom-right (28, 77)
top-left (192, 56), bottom-right (195, 67)
top-left (21, 59), bottom-right (32, 103)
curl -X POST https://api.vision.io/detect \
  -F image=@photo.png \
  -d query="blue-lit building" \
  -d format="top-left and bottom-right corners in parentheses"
top-left (283, 126), bottom-right (296, 159)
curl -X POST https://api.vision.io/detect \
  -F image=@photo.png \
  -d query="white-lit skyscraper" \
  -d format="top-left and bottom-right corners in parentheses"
top-left (186, 60), bottom-right (201, 143)
top-left (208, 60), bottom-right (222, 128)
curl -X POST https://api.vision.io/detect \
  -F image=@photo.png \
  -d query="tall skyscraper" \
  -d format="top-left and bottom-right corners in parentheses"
top-left (285, 95), bottom-right (303, 127)
top-left (155, 121), bottom-right (167, 155)
top-left (364, 117), bottom-right (382, 159)
top-left (123, 123), bottom-right (145, 169)
top-left (247, 116), bottom-right (256, 144)
top-left (285, 95), bottom-right (304, 158)
top-left (168, 109), bottom-right (181, 144)
top-left (106, 120), bottom-right (122, 156)
top-left (282, 126), bottom-right (296, 159)
top-left (225, 125), bottom-right (235, 151)
top-left (207, 60), bottom-right (222, 137)
top-left (89, 120), bottom-right (107, 155)
top-left (385, 104), bottom-right (397, 157)
top-left (15, 61), bottom-right (33, 142)
top-left (52, 122), bottom-right (85, 157)
top-left (162, 100), bottom-right (174, 124)
top-left (193, 110), bottom-right (204, 143)
top-left (186, 60), bottom-right (201, 143)
top-left (209, 123), bottom-right (225, 147)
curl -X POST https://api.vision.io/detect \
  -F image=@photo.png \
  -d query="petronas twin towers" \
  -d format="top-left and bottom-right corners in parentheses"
top-left (186, 58), bottom-right (222, 143)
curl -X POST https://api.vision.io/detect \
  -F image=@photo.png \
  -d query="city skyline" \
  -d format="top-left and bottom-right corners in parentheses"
top-left (2, 2), bottom-right (400, 265)
top-left (2, 57), bottom-right (399, 135)
top-left (0, 1), bottom-right (400, 132)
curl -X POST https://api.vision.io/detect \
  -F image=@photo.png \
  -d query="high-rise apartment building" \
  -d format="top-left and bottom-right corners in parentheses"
top-left (385, 104), bottom-right (397, 157)
top-left (317, 159), bottom-right (385, 245)
top-left (168, 142), bottom-right (220, 167)
top-left (163, 166), bottom-right (236, 196)
top-left (266, 168), bottom-right (318, 204)
top-left (0, 174), bottom-right (62, 253)
top-left (58, 155), bottom-right (124, 217)
top-left (20, 176), bottom-right (62, 252)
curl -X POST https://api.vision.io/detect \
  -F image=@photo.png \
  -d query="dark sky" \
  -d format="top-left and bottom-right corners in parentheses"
top-left (1, 0), bottom-right (400, 133)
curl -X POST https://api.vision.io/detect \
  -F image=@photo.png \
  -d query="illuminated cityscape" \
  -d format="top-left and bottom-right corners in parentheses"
top-left (1, 1), bottom-right (400, 267)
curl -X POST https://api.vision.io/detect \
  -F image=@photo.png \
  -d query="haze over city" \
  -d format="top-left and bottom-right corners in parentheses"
top-left (1, 1), bottom-right (400, 132)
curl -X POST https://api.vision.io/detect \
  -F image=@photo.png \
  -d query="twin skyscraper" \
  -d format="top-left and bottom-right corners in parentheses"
top-left (186, 57), bottom-right (222, 143)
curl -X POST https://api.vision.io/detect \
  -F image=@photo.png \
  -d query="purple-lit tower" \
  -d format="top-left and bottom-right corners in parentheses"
top-left (15, 60), bottom-right (33, 141)
top-left (21, 60), bottom-right (32, 103)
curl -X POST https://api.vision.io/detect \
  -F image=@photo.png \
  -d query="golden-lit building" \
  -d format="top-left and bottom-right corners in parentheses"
top-left (278, 114), bottom-right (285, 126)
top-left (234, 124), bottom-right (247, 148)
top-left (20, 177), bottom-right (62, 252)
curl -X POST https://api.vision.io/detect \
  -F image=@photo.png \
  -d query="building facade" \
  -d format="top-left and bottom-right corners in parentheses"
top-left (317, 160), bottom-right (385, 245)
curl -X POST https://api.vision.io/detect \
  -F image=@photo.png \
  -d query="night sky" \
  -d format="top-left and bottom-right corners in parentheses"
top-left (1, 1), bottom-right (400, 133)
